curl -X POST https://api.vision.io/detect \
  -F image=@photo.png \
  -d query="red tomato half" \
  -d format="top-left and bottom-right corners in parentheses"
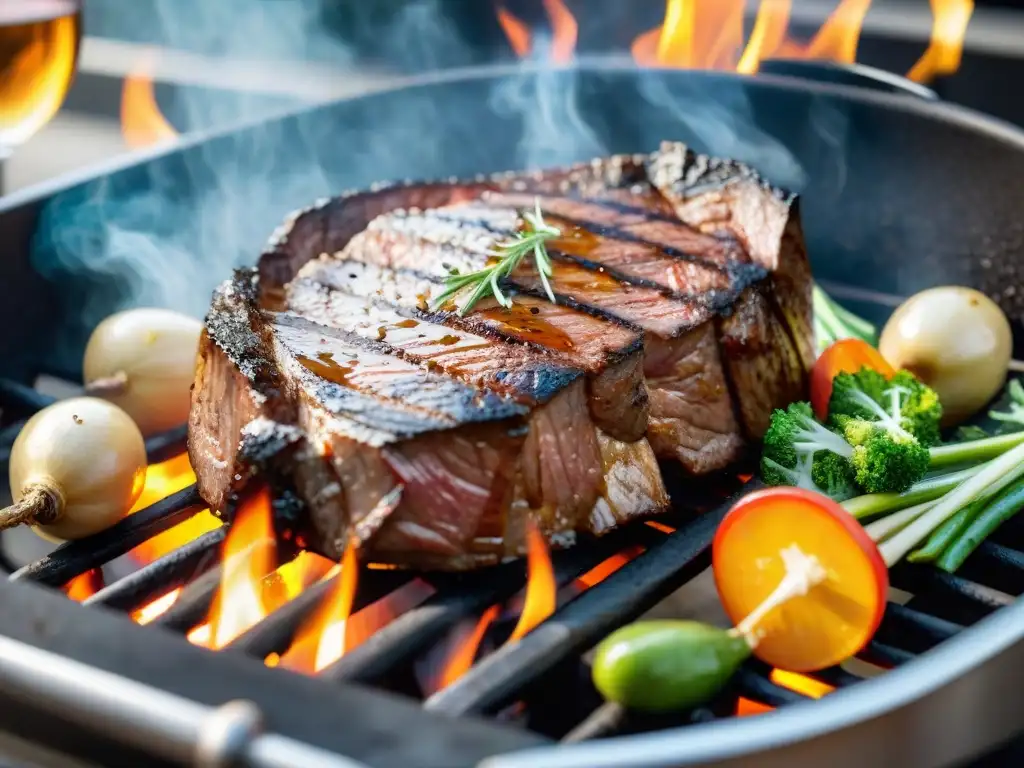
top-left (810, 339), bottom-right (895, 420)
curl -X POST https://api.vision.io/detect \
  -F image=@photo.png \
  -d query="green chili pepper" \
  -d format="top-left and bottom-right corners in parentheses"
top-left (591, 620), bottom-right (751, 713)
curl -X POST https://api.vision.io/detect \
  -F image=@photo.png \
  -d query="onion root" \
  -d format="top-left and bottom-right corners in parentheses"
top-left (0, 483), bottom-right (63, 530)
top-left (84, 371), bottom-right (129, 397)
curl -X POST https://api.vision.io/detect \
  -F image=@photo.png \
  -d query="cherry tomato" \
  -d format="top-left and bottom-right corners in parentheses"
top-left (810, 339), bottom-right (895, 420)
top-left (713, 487), bottom-right (888, 672)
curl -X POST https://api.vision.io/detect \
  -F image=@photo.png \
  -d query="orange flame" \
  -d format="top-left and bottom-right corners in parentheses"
top-left (130, 454), bottom-right (222, 564)
top-left (623, 0), bottom-right (974, 82)
top-left (436, 605), bottom-right (502, 690)
top-left (64, 569), bottom-right (103, 601)
top-left (908, 0), bottom-right (974, 83)
top-left (737, 1), bottom-right (792, 74)
top-left (508, 523), bottom-right (556, 643)
top-left (280, 542), bottom-right (358, 673)
top-left (497, 7), bottom-right (531, 58)
top-left (344, 578), bottom-right (435, 652)
top-left (737, 669), bottom-right (835, 715)
top-left (121, 66), bottom-right (179, 149)
top-left (496, 0), bottom-right (577, 64)
top-left (188, 549), bottom-right (334, 649)
top-left (197, 487), bottom-right (277, 649)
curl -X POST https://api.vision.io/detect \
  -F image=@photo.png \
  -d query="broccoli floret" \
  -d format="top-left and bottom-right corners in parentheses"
top-left (761, 403), bottom-right (855, 500)
top-left (826, 368), bottom-right (940, 493)
top-left (761, 453), bottom-right (817, 490)
top-left (849, 430), bottom-right (930, 493)
top-left (890, 370), bottom-right (943, 447)
top-left (764, 402), bottom-right (854, 465)
top-left (829, 369), bottom-right (942, 446)
top-left (810, 451), bottom-right (859, 501)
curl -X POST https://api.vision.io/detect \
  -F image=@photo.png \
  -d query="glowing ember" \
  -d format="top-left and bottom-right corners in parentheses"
top-left (130, 454), bottom-right (222, 565)
top-left (737, 669), bottom-right (835, 715)
top-left (280, 542), bottom-right (359, 673)
top-left (508, 523), bottom-right (556, 643)
top-left (121, 65), bottom-right (179, 148)
top-left (198, 487), bottom-right (277, 649)
top-left (132, 588), bottom-right (181, 624)
top-left (645, 520), bottom-right (676, 535)
top-left (64, 569), bottom-right (103, 601)
top-left (574, 545), bottom-right (645, 591)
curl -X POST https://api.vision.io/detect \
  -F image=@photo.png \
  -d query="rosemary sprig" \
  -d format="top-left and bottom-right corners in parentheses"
top-left (431, 198), bottom-right (560, 317)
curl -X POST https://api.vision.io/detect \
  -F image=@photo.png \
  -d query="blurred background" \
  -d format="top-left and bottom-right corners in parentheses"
top-left (8, 0), bottom-right (1024, 194)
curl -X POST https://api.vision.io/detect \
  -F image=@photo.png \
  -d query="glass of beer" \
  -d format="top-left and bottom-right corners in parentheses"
top-left (0, 0), bottom-right (82, 158)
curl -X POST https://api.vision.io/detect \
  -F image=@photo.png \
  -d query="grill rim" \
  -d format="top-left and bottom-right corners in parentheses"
top-left (481, 594), bottom-right (1024, 768)
top-left (5, 61), bottom-right (1024, 766)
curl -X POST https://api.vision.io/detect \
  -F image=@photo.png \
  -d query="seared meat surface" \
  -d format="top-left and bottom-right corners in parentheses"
top-left (189, 142), bottom-right (812, 569)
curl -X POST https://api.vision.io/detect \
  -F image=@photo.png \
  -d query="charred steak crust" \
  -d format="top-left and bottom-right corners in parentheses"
top-left (189, 142), bottom-right (812, 569)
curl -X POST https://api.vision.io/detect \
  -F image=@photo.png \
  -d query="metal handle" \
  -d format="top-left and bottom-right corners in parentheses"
top-left (0, 633), bottom-right (366, 768)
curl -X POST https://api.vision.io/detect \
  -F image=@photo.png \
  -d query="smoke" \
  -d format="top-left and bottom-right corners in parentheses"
top-left (490, 44), bottom-right (605, 169)
top-left (635, 71), bottom-right (808, 192)
top-left (32, 1), bottom-right (826, 374)
top-left (34, 0), bottom-right (471, 371)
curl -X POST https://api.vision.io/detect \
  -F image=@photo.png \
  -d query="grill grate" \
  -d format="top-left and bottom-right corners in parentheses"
top-left (2, 364), bottom-right (1023, 760)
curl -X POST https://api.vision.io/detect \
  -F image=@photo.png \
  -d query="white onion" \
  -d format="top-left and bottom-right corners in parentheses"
top-left (879, 287), bottom-right (1012, 425)
top-left (83, 308), bottom-right (202, 436)
top-left (6, 398), bottom-right (147, 540)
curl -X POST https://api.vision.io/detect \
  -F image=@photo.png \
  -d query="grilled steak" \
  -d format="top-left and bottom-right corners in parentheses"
top-left (189, 142), bottom-right (812, 569)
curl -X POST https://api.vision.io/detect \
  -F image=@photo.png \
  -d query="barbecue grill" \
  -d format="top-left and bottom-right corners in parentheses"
top-left (2, 60), bottom-right (1024, 768)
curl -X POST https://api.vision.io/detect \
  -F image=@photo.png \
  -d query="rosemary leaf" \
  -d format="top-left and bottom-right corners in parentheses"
top-left (431, 197), bottom-right (561, 317)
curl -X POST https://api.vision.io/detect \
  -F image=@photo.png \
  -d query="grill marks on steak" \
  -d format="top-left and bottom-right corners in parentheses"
top-left (330, 151), bottom-right (807, 472)
top-left (290, 257), bottom-right (649, 443)
top-left (190, 142), bottom-right (813, 570)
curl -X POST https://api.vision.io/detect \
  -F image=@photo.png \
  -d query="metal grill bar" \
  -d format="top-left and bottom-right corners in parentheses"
top-left (562, 703), bottom-right (627, 743)
top-left (85, 528), bottom-right (225, 612)
top-left (862, 641), bottom-right (915, 667)
top-left (323, 525), bottom-right (663, 685)
top-left (809, 666), bottom-right (862, 688)
top-left (891, 563), bottom-right (1014, 614)
top-left (227, 575), bottom-right (342, 657)
top-left (0, 379), bottom-right (54, 412)
top-left (879, 602), bottom-right (962, 649)
top-left (10, 485), bottom-right (204, 587)
top-left (227, 568), bottom-right (410, 658)
top-left (732, 666), bottom-right (810, 707)
top-left (142, 424), bottom-right (189, 465)
top-left (152, 565), bottom-right (223, 632)
top-left (423, 507), bottom-right (723, 717)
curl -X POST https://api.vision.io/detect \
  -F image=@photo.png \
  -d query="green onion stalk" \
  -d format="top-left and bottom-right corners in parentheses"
top-left (813, 284), bottom-right (877, 353)
top-left (845, 438), bottom-right (1024, 569)
top-left (878, 443), bottom-right (1024, 565)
